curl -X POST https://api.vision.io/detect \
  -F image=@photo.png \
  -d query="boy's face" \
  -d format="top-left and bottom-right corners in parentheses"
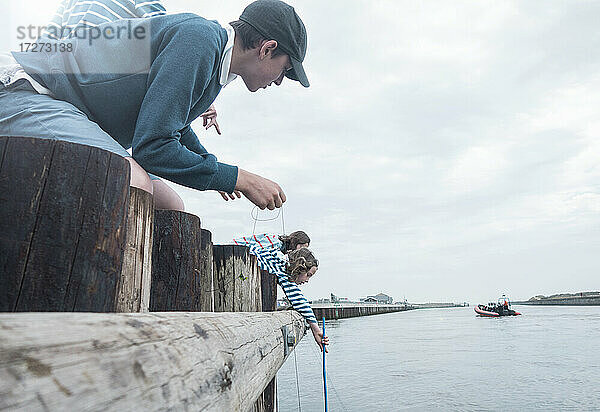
top-left (242, 40), bottom-right (292, 92)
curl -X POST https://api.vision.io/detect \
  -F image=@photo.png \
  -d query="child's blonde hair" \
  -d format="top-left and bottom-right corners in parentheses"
top-left (286, 248), bottom-right (318, 283)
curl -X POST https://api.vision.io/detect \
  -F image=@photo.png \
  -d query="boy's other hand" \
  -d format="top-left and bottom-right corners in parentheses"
top-left (201, 104), bottom-right (221, 135)
top-left (218, 190), bottom-right (242, 201)
top-left (235, 169), bottom-right (286, 210)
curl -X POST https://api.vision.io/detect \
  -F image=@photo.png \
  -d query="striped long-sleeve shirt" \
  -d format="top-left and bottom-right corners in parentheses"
top-left (233, 234), bottom-right (318, 324)
top-left (43, 0), bottom-right (167, 40)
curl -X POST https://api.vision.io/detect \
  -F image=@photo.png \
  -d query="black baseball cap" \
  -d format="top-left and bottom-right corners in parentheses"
top-left (239, 0), bottom-right (309, 87)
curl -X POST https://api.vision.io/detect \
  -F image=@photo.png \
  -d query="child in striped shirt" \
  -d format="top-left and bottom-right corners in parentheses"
top-left (234, 233), bottom-right (329, 352)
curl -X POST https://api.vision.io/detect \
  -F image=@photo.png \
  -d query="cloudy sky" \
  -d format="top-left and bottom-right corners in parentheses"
top-left (5, 1), bottom-right (599, 304)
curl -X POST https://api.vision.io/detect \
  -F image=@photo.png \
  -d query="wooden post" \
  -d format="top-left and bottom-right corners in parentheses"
top-left (258, 268), bottom-right (278, 411)
top-left (199, 229), bottom-right (214, 312)
top-left (251, 255), bottom-right (262, 312)
top-left (234, 245), bottom-right (261, 312)
top-left (213, 245), bottom-right (265, 313)
top-left (212, 245), bottom-right (235, 312)
top-left (115, 187), bottom-right (154, 312)
top-left (233, 246), bottom-right (246, 312)
top-left (149, 210), bottom-right (207, 311)
top-left (0, 311), bottom-right (305, 411)
top-left (0, 137), bottom-right (129, 312)
top-left (260, 269), bottom-right (278, 312)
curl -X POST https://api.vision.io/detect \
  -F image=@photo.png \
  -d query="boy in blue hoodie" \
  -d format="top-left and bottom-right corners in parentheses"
top-left (0, 0), bottom-right (308, 211)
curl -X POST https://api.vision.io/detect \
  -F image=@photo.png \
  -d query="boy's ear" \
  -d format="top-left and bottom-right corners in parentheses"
top-left (259, 40), bottom-right (279, 59)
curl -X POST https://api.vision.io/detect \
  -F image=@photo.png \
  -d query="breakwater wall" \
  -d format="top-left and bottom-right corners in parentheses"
top-left (514, 291), bottom-right (600, 306)
top-left (312, 303), bottom-right (413, 320)
top-left (411, 302), bottom-right (469, 309)
top-left (515, 297), bottom-right (600, 306)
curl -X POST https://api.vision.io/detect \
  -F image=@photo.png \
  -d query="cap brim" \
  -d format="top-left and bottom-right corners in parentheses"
top-left (285, 56), bottom-right (309, 87)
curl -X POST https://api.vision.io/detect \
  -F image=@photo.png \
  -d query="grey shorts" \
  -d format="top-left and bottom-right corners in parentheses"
top-left (0, 80), bottom-right (161, 180)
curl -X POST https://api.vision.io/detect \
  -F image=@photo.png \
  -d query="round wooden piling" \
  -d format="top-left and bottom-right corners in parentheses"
top-left (212, 245), bottom-right (263, 312)
top-left (115, 187), bottom-right (154, 312)
top-left (150, 210), bottom-right (206, 311)
top-left (0, 137), bottom-right (130, 312)
top-left (212, 245), bottom-right (235, 312)
top-left (199, 229), bottom-right (214, 311)
top-left (260, 268), bottom-right (277, 312)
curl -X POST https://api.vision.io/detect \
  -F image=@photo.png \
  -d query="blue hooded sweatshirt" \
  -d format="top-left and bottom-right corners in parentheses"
top-left (13, 13), bottom-right (238, 193)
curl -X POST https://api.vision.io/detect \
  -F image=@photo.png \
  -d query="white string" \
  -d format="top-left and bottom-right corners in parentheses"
top-left (250, 205), bottom-right (286, 235)
top-left (293, 333), bottom-right (302, 411)
top-left (292, 311), bottom-right (302, 412)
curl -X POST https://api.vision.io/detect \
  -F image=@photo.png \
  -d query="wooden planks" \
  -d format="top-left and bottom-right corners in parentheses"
top-left (115, 187), bottom-right (154, 312)
top-left (0, 138), bottom-right (130, 312)
top-left (0, 311), bottom-right (305, 412)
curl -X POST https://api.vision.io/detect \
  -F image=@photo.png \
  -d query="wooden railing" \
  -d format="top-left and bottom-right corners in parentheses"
top-left (0, 311), bottom-right (304, 411)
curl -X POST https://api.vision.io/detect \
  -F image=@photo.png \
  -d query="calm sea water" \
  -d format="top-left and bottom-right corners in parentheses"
top-left (277, 306), bottom-right (600, 411)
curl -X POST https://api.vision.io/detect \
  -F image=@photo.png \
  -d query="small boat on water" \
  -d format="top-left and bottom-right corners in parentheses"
top-left (475, 294), bottom-right (521, 317)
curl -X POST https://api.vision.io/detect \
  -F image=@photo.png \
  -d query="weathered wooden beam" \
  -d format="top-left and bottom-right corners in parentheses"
top-left (0, 311), bottom-right (305, 411)
top-left (150, 210), bottom-right (206, 311)
top-left (115, 187), bottom-right (154, 312)
top-left (0, 137), bottom-right (130, 312)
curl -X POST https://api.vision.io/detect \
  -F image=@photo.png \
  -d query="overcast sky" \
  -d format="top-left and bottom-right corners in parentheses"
top-left (5, 1), bottom-right (599, 304)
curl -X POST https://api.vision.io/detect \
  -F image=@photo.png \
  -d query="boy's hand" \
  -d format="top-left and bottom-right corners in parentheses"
top-left (310, 322), bottom-right (329, 353)
top-left (235, 169), bottom-right (286, 210)
top-left (201, 104), bottom-right (221, 135)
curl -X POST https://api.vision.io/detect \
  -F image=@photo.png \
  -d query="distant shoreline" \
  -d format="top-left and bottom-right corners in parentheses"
top-left (514, 291), bottom-right (600, 306)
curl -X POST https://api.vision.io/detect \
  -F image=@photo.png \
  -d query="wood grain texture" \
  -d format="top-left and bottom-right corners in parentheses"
top-left (0, 311), bottom-right (305, 412)
top-left (223, 247), bottom-right (235, 312)
top-left (115, 187), bottom-right (154, 312)
top-left (150, 210), bottom-right (204, 311)
top-left (260, 269), bottom-right (278, 312)
top-left (251, 255), bottom-right (262, 312)
top-left (0, 138), bottom-right (130, 312)
top-left (212, 245), bottom-right (236, 312)
top-left (212, 246), bottom-right (265, 313)
top-left (233, 246), bottom-right (247, 312)
top-left (212, 244), bottom-right (225, 312)
top-left (199, 229), bottom-right (213, 312)
top-left (0, 137), bottom-right (54, 311)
